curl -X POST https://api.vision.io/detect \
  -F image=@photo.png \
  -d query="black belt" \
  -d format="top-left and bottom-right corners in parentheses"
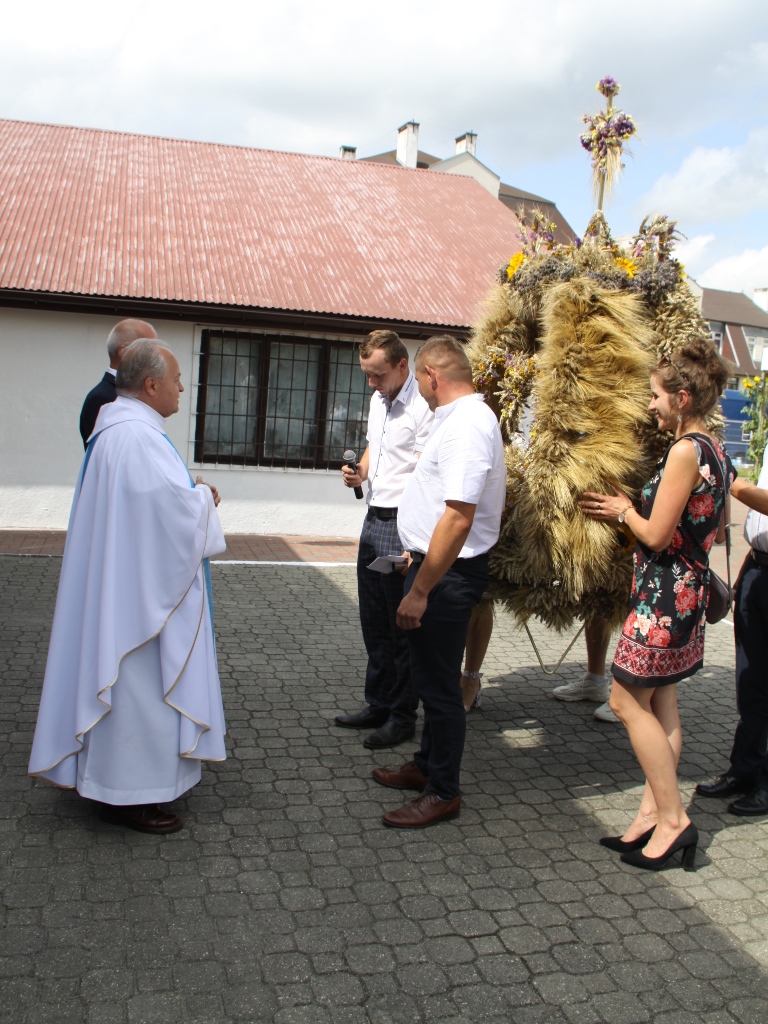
top-left (409, 550), bottom-right (489, 567)
top-left (752, 549), bottom-right (768, 567)
top-left (368, 506), bottom-right (398, 520)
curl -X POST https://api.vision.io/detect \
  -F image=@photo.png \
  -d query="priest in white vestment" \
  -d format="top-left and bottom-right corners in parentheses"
top-left (29, 340), bottom-right (227, 834)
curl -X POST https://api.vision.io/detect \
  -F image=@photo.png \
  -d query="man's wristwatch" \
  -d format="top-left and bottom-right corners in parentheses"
top-left (617, 505), bottom-right (633, 524)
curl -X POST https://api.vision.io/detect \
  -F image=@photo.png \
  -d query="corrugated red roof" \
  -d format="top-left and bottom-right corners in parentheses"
top-left (0, 119), bottom-right (523, 328)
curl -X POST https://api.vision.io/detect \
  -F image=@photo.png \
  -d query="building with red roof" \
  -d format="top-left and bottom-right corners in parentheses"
top-left (687, 281), bottom-right (768, 383)
top-left (0, 117), bottom-right (536, 532)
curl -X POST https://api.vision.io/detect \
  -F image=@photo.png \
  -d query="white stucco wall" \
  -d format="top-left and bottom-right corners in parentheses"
top-left (430, 153), bottom-right (501, 198)
top-left (0, 306), bottom-right (421, 536)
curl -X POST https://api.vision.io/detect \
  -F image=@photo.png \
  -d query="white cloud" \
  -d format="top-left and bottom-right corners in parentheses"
top-left (638, 130), bottom-right (768, 225)
top-left (2, 0), bottom-right (767, 164)
top-left (1, 0), bottom-right (767, 269)
top-left (699, 245), bottom-right (768, 294)
top-left (673, 234), bottom-right (716, 277)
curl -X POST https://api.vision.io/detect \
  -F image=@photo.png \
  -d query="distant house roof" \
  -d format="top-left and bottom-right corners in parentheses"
top-left (0, 119), bottom-right (524, 330)
top-left (701, 287), bottom-right (768, 331)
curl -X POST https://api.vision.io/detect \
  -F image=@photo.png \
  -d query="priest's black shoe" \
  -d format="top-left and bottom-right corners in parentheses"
top-left (728, 784), bottom-right (768, 816)
top-left (695, 772), bottom-right (754, 798)
top-left (334, 707), bottom-right (389, 729)
top-left (362, 719), bottom-right (416, 749)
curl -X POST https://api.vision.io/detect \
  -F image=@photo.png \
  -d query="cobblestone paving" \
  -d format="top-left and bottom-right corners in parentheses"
top-left (2, 556), bottom-right (767, 1024)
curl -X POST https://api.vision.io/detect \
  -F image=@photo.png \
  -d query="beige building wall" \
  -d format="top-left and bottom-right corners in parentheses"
top-left (0, 307), bottom-right (419, 536)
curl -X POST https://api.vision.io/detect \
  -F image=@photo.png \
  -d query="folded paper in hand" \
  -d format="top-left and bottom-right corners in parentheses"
top-left (367, 556), bottom-right (409, 574)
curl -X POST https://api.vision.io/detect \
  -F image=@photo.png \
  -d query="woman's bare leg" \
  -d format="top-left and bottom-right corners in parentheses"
top-left (614, 683), bottom-right (683, 840)
top-left (610, 678), bottom-right (690, 856)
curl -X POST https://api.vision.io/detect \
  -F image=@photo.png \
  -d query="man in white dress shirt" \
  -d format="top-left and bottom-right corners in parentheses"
top-left (372, 335), bottom-right (506, 828)
top-left (30, 340), bottom-right (227, 834)
top-left (336, 331), bottom-right (433, 749)
top-left (696, 465), bottom-right (768, 815)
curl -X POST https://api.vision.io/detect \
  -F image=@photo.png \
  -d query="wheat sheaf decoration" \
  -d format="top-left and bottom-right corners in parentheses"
top-left (467, 80), bottom-right (712, 630)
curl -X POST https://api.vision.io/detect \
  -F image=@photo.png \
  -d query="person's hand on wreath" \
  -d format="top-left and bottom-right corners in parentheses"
top-left (579, 486), bottom-right (633, 523)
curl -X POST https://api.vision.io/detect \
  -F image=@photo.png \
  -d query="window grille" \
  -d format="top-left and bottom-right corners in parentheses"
top-left (195, 330), bottom-right (369, 468)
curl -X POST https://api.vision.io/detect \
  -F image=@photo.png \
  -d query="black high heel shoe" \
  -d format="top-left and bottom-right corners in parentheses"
top-left (599, 825), bottom-right (655, 853)
top-left (620, 823), bottom-right (698, 872)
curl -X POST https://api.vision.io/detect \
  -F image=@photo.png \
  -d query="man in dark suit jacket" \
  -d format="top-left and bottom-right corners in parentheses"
top-left (79, 319), bottom-right (157, 447)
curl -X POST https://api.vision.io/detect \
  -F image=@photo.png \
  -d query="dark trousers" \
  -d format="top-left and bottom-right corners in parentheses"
top-left (357, 511), bottom-right (417, 725)
top-left (731, 555), bottom-right (768, 785)
top-left (407, 552), bottom-right (489, 800)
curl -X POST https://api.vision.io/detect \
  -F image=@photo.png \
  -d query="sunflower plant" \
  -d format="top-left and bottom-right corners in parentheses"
top-left (742, 374), bottom-right (768, 480)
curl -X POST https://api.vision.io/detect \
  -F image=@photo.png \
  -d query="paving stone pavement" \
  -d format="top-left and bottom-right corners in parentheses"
top-left (2, 555), bottom-right (768, 1024)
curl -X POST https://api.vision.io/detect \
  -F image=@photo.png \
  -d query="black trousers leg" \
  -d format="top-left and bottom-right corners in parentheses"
top-left (407, 554), bottom-right (488, 800)
top-left (357, 514), bottom-right (417, 723)
top-left (731, 559), bottom-right (768, 784)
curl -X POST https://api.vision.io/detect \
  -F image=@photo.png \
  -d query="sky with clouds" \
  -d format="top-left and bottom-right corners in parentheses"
top-left (2, 0), bottom-right (767, 297)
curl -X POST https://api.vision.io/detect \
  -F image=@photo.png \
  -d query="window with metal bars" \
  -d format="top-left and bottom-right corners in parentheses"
top-left (195, 329), bottom-right (370, 468)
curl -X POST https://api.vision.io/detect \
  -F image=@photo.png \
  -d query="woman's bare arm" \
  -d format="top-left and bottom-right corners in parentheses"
top-left (580, 440), bottom-right (703, 552)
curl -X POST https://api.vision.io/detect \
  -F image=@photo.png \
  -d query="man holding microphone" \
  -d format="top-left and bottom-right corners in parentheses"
top-left (335, 331), bottom-right (433, 749)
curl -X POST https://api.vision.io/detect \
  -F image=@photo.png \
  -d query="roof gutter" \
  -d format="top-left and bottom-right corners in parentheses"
top-left (0, 289), bottom-right (469, 342)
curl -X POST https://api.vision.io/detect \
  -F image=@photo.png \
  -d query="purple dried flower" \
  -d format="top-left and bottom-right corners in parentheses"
top-left (597, 76), bottom-right (619, 99)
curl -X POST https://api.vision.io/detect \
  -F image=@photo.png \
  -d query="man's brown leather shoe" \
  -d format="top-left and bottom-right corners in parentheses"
top-left (98, 804), bottom-right (184, 834)
top-left (382, 792), bottom-right (461, 828)
top-left (371, 760), bottom-right (428, 791)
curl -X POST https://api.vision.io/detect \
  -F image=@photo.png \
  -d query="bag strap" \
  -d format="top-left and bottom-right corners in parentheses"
top-left (694, 434), bottom-right (732, 594)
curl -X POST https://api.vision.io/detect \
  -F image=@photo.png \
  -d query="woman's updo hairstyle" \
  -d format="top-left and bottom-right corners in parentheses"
top-left (654, 336), bottom-right (732, 420)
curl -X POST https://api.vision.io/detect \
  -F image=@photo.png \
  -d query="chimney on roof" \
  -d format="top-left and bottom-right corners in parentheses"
top-left (396, 121), bottom-right (419, 168)
top-left (339, 145), bottom-right (357, 160)
top-left (754, 288), bottom-right (768, 313)
top-left (455, 132), bottom-right (477, 157)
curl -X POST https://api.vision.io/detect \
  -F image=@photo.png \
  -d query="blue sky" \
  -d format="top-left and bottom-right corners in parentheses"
top-left (2, 0), bottom-right (767, 296)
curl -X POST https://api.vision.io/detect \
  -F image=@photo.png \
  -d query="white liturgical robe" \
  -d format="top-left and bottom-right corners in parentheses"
top-left (28, 396), bottom-right (227, 803)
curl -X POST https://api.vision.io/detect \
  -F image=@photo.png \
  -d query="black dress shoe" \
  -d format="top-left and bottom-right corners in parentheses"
top-left (362, 719), bottom-right (416, 749)
top-left (728, 784), bottom-right (768, 816)
top-left (334, 707), bottom-right (389, 729)
top-left (695, 772), bottom-right (754, 798)
top-left (98, 804), bottom-right (183, 834)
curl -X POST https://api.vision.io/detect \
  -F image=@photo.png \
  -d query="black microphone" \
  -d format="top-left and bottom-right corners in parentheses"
top-left (343, 449), bottom-right (364, 499)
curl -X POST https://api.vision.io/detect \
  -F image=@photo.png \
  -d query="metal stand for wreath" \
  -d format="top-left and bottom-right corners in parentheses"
top-left (524, 621), bottom-right (585, 675)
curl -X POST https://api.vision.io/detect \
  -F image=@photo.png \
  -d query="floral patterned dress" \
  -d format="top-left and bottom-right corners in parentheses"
top-left (612, 433), bottom-right (732, 688)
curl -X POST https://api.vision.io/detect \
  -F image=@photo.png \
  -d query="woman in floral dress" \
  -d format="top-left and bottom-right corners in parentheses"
top-left (581, 338), bottom-right (732, 871)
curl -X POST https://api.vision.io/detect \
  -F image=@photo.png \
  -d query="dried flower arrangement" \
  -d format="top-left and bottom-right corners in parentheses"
top-left (466, 80), bottom-right (712, 630)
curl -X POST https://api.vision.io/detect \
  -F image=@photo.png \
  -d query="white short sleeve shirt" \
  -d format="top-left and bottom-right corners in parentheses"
top-left (744, 448), bottom-right (768, 552)
top-left (366, 372), bottom-right (433, 508)
top-left (397, 393), bottom-right (506, 558)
